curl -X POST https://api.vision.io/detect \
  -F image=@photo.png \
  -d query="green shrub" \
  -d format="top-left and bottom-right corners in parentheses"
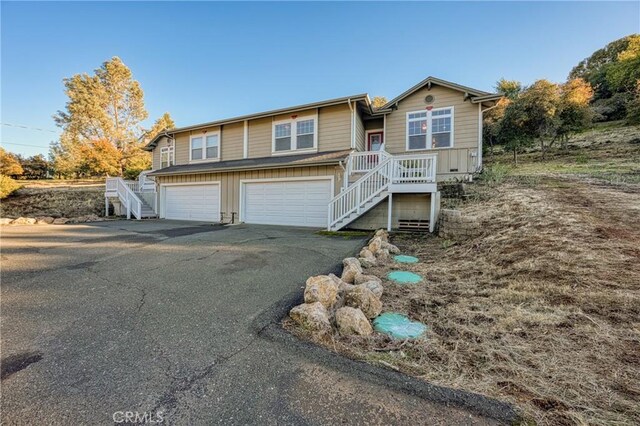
top-left (481, 163), bottom-right (511, 186)
top-left (0, 175), bottom-right (22, 199)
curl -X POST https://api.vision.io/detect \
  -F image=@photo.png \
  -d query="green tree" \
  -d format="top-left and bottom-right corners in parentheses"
top-left (53, 57), bottom-right (150, 176)
top-left (516, 80), bottom-right (561, 159)
top-left (626, 80), bottom-right (640, 124)
top-left (0, 148), bottom-right (24, 177)
top-left (371, 96), bottom-right (388, 109)
top-left (495, 79), bottom-right (522, 100)
top-left (555, 78), bottom-right (594, 148)
top-left (122, 112), bottom-right (176, 179)
top-left (79, 139), bottom-right (123, 177)
top-left (21, 154), bottom-right (50, 179)
top-left (605, 35), bottom-right (640, 94)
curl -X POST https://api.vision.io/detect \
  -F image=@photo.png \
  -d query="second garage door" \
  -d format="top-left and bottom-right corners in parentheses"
top-left (243, 179), bottom-right (332, 227)
top-left (163, 184), bottom-right (220, 222)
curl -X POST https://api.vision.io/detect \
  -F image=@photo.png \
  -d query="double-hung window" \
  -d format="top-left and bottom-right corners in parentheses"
top-left (190, 133), bottom-right (220, 161)
top-left (160, 145), bottom-right (174, 168)
top-left (273, 117), bottom-right (316, 153)
top-left (406, 107), bottom-right (454, 150)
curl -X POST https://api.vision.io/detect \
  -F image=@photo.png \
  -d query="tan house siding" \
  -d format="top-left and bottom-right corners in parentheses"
top-left (318, 104), bottom-right (352, 152)
top-left (384, 85), bottom-right (479, 178)
top-left (153, 104), bottom-right (353, 168)
top-left (355, 110), bottom-right (365, 151)
top-left (156, 165), bottom-right (342, 221)
top-left (151, 136), bottom-right (170, 170)
top-left (221, 122), bottom-right (244, 161)
top-left (247, 117), bottom-right (272, 158)
top-left (348, 194), bottom-right (431, 230)
top-left (364, 118), bottom-right (384, 131)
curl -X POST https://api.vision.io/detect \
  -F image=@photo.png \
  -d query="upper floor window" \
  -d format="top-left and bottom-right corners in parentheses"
top-left (160, 145), bottom-right (174, 168)
top-left (190, 133), bottom-right (220, 161)
top-left (406, 107), bottom-right (453, 150)
top-left (273, 117), bottom-right (316, 153)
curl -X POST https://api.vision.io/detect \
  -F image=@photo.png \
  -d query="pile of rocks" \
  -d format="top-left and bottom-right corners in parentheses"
top-left (0, 214), bottom-right (106, 226)
top-left (358, 228), bottom-right (400, 268)
top-left (289, 229), bottom-right (402, 337)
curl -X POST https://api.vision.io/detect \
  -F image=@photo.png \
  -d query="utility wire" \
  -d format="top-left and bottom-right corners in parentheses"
top-left (1, 123), bottom-right (60, 134)
top-left (0, 141), bottom-right (51, 148)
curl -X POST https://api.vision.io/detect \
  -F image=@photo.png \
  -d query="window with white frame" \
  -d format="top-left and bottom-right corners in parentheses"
top-left (406, 107), bottom-right (453, 150)
top-left (160, 145), bottom-right (174, 168)
top-left (191, 133), bottom-right (220, 161)
top-left (273, 117), bottom-right (316, 152)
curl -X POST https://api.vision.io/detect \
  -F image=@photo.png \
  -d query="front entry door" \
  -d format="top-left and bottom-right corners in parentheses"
top-left (368, 132), bottom-right (384, 151)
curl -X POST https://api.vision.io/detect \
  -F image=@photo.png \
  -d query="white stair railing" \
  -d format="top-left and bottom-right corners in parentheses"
top-left (346, 150), bottom-right (392, 175)
top-left (328, 157), bottom-right (392, 229)
top-left (106, 177), bottom-right (143, 219)
top-left (138, 170), bottom-right (156, 192)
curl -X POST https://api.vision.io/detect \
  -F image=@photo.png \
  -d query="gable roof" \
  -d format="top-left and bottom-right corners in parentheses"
top-left (376, 76), bottom-right (494, 111)
top-left (143, 94), bottom-right (371, 151)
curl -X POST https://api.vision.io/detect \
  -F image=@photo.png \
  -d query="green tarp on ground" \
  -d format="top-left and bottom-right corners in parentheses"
top-left (373, 312), bottom-right (427, 339)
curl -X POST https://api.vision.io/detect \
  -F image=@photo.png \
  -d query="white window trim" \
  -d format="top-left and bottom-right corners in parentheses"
top-left (190, 131), bottom-right (221, 163)
top-left (405, 106), bottom-right (455, 151)
top-left (271, 115), bottom-right (318, 156)
top-left (159, 144), bottom-right (175, 168)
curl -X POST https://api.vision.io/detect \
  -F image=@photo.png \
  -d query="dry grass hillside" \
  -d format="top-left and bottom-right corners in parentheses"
top-left (0, 180), bottom-right (106, 219)
top-left (289, 124), bottom-right (640, 425)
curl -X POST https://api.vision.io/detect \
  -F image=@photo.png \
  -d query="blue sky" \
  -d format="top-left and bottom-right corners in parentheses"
top-left (2, 1), bottom-right (639, 157)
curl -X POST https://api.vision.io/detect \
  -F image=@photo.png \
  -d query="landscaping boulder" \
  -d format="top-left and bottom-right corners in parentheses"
top-left (358, 248), bottom-right (376, 268)
top-left (289, 302), bottom-right (331, 334)
top-left (354, 273), bottom-right (382, 286)
top-left (304, 275), bottom-right (339, 308)
top-left (335, 307), bottom-right (373, 336)
top-left (53, 218), bottom-right (69, 224)
top-left (360, 280), bottom-right (384, 298)
top-left (376, 248), bottom-right (391, 264)
top-left (368, 236), bottom-right (383, 254)
top-left (381, 241), bottom-right (400, 254)
top-left (341, 257), bottom-right (363, 284)
top-left (345, 285), bottom-right (382, 319)
top-left (35, 216), bottom-right (55, 225)
top-left (0, 218), bottom-right (13, 226)
top-left (374, 229), bottom-right (389, 242)
top-left (11, 217), bottom-right (36, 225)
top-left (328, 273), bottom-right (354, 293)
top-left (358, 257), bottom-right (376, 268)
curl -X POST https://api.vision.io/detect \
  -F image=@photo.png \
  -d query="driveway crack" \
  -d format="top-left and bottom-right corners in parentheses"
top-left (150, 326), bottom-right (268, 417)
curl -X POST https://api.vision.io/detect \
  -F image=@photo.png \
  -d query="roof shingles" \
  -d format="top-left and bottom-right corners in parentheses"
top-left (148, 149), bottom-right (351, 176)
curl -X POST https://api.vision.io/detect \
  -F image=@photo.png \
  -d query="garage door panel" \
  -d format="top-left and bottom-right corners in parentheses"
top-left (243, 179), bottom-right (331, 227)
top-left (164, 184), bottom-right (219, 222)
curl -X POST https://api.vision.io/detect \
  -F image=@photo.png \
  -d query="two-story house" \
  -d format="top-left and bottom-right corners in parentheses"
top-left (104, 76), bottom-right (501, 231)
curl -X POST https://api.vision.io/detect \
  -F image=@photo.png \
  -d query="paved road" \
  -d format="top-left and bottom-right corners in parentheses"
top-left (1, 221), bottom-right (498, 425)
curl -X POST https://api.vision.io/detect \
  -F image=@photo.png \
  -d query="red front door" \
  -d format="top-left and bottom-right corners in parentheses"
top-left (368, 132), bottom-right (384, 151)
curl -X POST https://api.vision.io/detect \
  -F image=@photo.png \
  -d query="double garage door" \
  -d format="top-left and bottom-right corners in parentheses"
top-left (162, 178), bottom-right (332, 227)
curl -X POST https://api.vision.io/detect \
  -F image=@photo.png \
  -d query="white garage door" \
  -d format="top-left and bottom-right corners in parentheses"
top-left (163, 184), bottom-right (219, 222)
top-left (243, 179), bottom-right (332, 227)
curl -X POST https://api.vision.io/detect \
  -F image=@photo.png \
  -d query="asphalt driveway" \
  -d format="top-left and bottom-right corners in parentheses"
top-left (1, 221), bottom-right (499, 425)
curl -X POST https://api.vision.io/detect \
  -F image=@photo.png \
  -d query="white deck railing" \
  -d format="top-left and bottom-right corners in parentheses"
top-left (390, 153), bottom-right (437, 184)
top-left (329, 151), bottom-right (437, 230)
top-left (106, 177), bottom-right (144, 219)
top-left (346, 150), bottom-right (392, 174)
